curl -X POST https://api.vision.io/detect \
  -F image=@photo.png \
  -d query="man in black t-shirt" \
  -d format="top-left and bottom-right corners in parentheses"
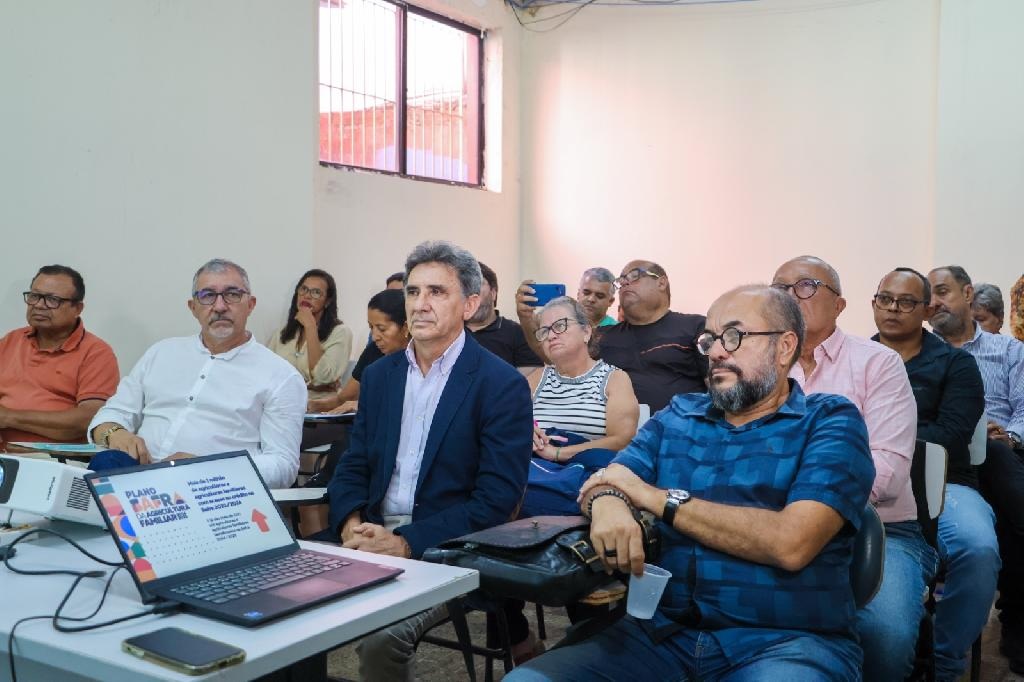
top-left (468, 262), bottom-right (542, 372)
top-left (594, 260), bottom-right (707, 411)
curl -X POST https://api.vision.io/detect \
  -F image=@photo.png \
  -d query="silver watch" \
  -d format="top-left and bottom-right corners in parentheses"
top-left (662, 489), bottom-right (691, 526)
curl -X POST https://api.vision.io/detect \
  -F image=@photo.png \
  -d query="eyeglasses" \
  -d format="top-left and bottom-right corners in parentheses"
top-left (297, 285), bottom-right (324, 300)
top-left (535, 317), bottom-right (576, 342)
top-left (771, 278), bottom-right (840, 300)
top-left (193, 288), bottom-right (249, 306)
top-left (872, 293), bottom-right (923, 313)
top-left (614, 268), bottom-right (661, 290)
top-left (696, 327), bottom-right (786, 355)
top-left (23, 291), bottom-right (78, 309)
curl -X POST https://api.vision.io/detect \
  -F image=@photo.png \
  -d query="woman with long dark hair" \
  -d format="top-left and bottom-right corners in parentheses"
top-left (308, 288), bottom-right (409, 414)
top-left (268, 268), bottom-right (352, 398)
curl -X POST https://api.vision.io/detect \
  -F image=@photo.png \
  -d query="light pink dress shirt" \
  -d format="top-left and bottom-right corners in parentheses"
top-left (789, 327), bottom-right (918, 524)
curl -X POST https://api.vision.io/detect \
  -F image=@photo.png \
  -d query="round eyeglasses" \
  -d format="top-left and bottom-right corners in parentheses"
top-left (297, 285), bottom-right (325, 300)
top-left (872, 294), bottom-right (923, 313)
top-left (696, 327), bottom-right (786, 355)
top-left (771, 278), bottom-right (840, 300)
top-left (535, 317), bottom-right (576, 342)
top-left (193, 288), bottom-right (248, 306)
top-left (23, 291), bottom-right (78, 309)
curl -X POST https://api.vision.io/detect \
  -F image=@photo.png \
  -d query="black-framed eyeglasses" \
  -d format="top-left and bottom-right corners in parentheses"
top-left (771, 278), bottom-right (840, 300)
top-left (872, 293), bottom-right (923, 313)
top-left (696, 327), bottom-right (786, 355)
top-left (23, 291), bottom-right (78, 309)
top-left (297, 285), bottom-right (325, 300)
top-left (613, 268), bottom-right (661, 290)
top-left (193, 288), bottom-right (249, 306)
top-left (535, 317), bottom-right (575, 342)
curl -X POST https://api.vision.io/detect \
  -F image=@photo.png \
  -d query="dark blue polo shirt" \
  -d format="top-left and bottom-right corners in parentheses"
top-left (613, 380), bottom-right (874, 659)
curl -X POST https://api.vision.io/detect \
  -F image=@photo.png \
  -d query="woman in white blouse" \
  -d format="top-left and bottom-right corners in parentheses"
top-left (267, 269), bottom-right (352, 398)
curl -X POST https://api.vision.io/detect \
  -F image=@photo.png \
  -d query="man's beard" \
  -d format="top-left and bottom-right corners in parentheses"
top-left (469, 297), bottom-right (495, 325)
top-left (929, 307), bottom-right (966, 339)
top-left (707, 360), bottom-right (778, 413)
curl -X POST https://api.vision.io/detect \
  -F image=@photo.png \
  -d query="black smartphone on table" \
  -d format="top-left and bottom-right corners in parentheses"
top-left (122, 627), bottom-right (245, 675)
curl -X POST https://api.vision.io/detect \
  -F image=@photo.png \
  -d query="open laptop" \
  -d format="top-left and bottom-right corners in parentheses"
top-left (84, 451), bottom-right (403, 626)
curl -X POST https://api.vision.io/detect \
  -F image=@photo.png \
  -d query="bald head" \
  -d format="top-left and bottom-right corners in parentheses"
top-left (707, 285), bottom-right (804, 369)
top-left (775, 256), bottom-right (842, 294)
top-left (772, 255), bottom-right (846, 340)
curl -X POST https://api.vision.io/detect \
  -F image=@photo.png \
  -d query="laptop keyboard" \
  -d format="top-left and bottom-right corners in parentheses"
top-left (170, 550), bottom-right (351, 605)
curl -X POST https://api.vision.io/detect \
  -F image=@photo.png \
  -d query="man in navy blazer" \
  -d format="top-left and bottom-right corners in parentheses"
top-left (326, 240), bottom-right (533, 682)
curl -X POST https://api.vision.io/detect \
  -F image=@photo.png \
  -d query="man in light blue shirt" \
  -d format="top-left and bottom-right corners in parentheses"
top-left (930, 265), bottom-right (1024, 672)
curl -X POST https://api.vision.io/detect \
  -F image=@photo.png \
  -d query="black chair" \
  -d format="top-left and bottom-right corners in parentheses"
top-left (853, 504), bottom-right (886, 609)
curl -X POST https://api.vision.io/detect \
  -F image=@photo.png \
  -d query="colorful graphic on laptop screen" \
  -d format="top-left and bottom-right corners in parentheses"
top-left (91, 458), bottom-right (292, 583)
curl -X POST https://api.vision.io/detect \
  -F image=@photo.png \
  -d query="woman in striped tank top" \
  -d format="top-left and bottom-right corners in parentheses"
top-left (528, 297), bottom-right (639, 462)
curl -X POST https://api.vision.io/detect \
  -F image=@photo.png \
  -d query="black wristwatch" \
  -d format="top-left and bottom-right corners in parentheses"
top-left (662, 489), bottom-right (691, 526)
top-left (1010, 432), bottom-right (1023, 451)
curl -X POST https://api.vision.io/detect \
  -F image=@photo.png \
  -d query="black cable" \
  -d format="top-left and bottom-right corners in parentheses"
top-left (510, 0), bottom-right (597, 32)
top-left (3, 527), bottom-right (125, 576)
top-left (3, 527), bottom-right (180, 682)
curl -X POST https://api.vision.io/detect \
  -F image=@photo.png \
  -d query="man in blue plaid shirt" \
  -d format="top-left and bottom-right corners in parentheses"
top-left (508, 285), bottom-right (875, 681)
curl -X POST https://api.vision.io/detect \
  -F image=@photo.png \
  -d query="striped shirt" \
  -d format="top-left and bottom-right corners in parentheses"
top-left (532, 360), bottom-right (615, 440)
top-left (958, 323), bottom-right (1024, 441)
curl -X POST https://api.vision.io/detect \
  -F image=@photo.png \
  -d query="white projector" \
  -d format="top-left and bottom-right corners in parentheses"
top-left (0, 455), bottom-right (104, 527)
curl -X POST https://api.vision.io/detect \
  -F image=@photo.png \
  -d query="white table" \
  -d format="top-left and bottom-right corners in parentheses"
top-left (0, 520), bottom-right (478, 682)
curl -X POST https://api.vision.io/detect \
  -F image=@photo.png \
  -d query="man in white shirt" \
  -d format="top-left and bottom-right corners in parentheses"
top-left (88, 259), bottom-right (306, 489)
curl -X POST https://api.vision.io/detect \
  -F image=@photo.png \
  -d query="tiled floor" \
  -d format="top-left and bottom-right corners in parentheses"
top-left (328, 603), bottom-right (1024, 681)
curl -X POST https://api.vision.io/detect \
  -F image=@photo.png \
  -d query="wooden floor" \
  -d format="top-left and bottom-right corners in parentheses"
top-left (328, 603), bottom-right (1024, 681)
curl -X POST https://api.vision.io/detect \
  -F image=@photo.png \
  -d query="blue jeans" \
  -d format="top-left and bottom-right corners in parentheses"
top-left (933, 484), bottom-right (1000, 681)
top-left (88, 449), bottom-right (141, 471)
top-left (505, 616), bottom-right (861, 681)
top-left (855, 520), bottom-right (937, 681)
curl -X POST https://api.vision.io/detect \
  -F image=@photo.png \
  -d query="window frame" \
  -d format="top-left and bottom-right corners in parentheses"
top-left (318, 0), bottom-right (486, 188)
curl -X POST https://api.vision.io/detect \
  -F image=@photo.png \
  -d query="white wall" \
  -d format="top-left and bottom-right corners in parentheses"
top-left (0, 1), bottom-right (317, 371)
top-left (520, 0), bottom-right (939, 336)
top-left (936, 0), bottom-right (1024, 330)
top-left (314, 0), bottom-right (523, 339)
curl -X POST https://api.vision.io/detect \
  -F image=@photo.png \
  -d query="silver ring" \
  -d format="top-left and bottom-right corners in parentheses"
top-left (597, 468), bottom-right (606, 477)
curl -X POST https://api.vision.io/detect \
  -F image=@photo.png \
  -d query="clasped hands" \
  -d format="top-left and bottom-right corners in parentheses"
top-left (341, 515), bottom-right (411, 558)
top-left (578, 464), bottom-right (663, 577)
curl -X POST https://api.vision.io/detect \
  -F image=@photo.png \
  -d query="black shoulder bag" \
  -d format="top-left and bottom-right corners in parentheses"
top-left (421, 514), bottom-right (661, 607)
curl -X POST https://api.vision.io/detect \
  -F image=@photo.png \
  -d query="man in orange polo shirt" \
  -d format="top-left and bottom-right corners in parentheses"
top-left (0, 265), bottom-right (119, 447)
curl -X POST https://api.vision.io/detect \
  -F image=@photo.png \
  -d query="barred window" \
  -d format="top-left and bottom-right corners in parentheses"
top-left (319, 0), bottom-right (483, 186)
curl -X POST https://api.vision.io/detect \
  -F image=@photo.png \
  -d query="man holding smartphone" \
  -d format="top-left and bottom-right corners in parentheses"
top-left (467, 262), bottom-right (542, 374)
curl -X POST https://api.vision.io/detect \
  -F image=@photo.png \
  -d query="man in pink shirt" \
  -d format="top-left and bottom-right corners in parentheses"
top-left (772, 256), bottom-right (934, 681)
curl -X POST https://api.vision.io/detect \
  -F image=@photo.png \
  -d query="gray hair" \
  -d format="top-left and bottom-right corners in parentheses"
top-left (537, 295), bottom-right (597, 357)
top-left (537, 295), bottom-right (590, 328)
top-left (404, 241), bottom-right (482, 298)
top-left (582, 267), bottom-right (615, 285)
top-left (973, 283), bottom-right (1005, 319)
top-left (192, 258), bottom-right (251, 294)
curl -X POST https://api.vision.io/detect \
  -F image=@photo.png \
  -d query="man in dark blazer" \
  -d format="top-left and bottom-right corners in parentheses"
top-left (326, 240), bottom-right (533, 682)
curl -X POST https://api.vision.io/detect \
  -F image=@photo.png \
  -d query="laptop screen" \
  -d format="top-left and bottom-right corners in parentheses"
top-left (88, 452), bottom-right (294, 584)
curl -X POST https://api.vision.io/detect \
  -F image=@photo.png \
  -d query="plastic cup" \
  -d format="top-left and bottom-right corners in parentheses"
top-left (626, 563), bottom-right (671, 619)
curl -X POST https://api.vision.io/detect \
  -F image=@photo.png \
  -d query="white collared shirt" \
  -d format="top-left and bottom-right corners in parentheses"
top-left (381, 331), bottom-right (467, 516)
top-left (89, 334), bottom-right (306, 488)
